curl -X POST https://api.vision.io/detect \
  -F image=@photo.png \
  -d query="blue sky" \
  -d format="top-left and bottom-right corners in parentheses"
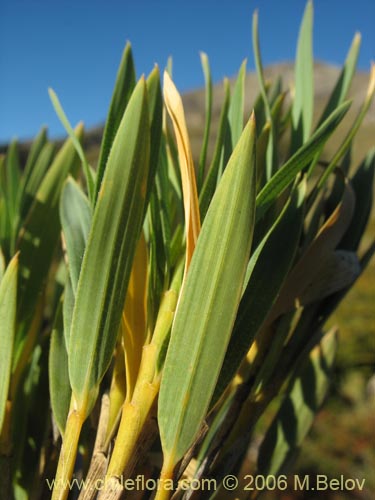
top-left (1, 0), bottom-right (374, 143)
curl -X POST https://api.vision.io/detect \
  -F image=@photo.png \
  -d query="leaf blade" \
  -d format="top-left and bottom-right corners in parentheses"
top-left (0, 254), bottom-right (18, 431)
top-left (68, 78), bottom-right (150, 411)
top-left (256, 101), bottom-right (351, 220)
top-left (291, 0), bottom-right (314, 149)
top-left (158, 115), bottom-right (257, 466)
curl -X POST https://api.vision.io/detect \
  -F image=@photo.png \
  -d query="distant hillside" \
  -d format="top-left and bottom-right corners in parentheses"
top-left (2, 62), bottom-right (374, 172)
top-left (182, 61), bottom-right (374, 167)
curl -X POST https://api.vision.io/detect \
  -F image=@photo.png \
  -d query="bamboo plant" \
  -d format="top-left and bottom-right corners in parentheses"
top-left (0, 1), bottom-right (374, 499)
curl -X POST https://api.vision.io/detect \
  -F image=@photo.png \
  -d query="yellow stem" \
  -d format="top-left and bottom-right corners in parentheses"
top-left (154, 455), bottom-right (175, 500)
top-left (105, 344), bottom-right (127, 444)
top-left (106, 284), bottom-right (181, 483)
top-left (52, 406), bottom-right (85, 500)
top-left (106, 379), bottom-right (159, 479)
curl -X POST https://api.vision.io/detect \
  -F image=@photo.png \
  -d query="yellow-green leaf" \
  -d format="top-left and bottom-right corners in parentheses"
top-left (163, 72), bottom-right (201, 275)
top-left (68, 78), bottom-right (150, 414)
top-left (0, 254), bottom-right (18, 431)
top-left (158, 114), bottom-right (257, 469)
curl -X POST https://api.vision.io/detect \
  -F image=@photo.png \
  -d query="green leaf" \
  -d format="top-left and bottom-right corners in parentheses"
top-left (318, 32), bottom-right (361, 125)
top-left (228, 60), bottom-right (246, 148)
top-left (0, 254), bottom-right (18, 431)
top-left (158, 114), bottom-right (256, 467)
top-left (341, 148), bottom-right (375, 251)
top-left (317, 65), bottom-right (375, 188)
top-left (20, 142), bottom-right (55, 221)
top-left (49, 299), bottom-right (71, 436)
top-left (291, 0), bottom-right (314, 150)
top-left (256, 100), bottom-right (350, 221)
top-left (60, 178), bottom-right (92, 293)
top-left (4, 142), bottom-right (22, 255)
top-left (5, 141), bottom-right (21, 220)
top-left (148, 191), bottom-right (169, 325)
top-left (270, 181), bottom-right (355, 320)
top-left (0, 161), bottom-right (11, 257)
top-left (95, 42), bottom-right (136, 202)
top-left (11, 343), bottom-right (49, 495)
top-left (21, 127), bottom-right (48, 194)
top-left (197, 52), bottom-right (213, 190)
top-left (252, 11), bottom-right (274, 180)
top-left (199, 79), bottom-right (230, 219)
top-left (258, 328), bottom-right (337, 476)
top-left (63, 273), bottom-right (75, 348)
top-left (145, 66), bottom-right (163, 214)
top-left (68, 78), bottom-right (150, 413)
top-left (0, 248), bottom-right (5, 282)
top-left (255, 121), bottom-right (271, 191)
top-left (213, 181), bottom-right (305, 403)
top-left (49, 89), bottom-right (95, 204)
top-left (17, 125), bottom-right (83, 329)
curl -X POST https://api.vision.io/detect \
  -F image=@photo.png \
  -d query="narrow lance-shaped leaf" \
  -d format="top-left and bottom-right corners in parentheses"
top-left (95, 42), bottom-right (136, 201)
top-left (256, 100), bottom-right (350, 221)
top-left (256, 121), bottom-right (271, 191)
top-left (63, 273), bottom-right (75, 349)
top-left (228, 59), bottom-right (246, 149)
top-left (49, 299), bottom-right (71, 436)
top-left (68, 78), bottom-right (150, 413)
top-left (199, 78), bottom-right (230, 219)
top-left (5, 141), bottom-right (21, 224)
top-left (291, 0), bottom-right (314, 150)
top-left (158, 114), bottom-right (256, 469)
top-left (60, 178), bottom-right (92, 350)
top-left (253, 10), bottom-right (274, 180)
top-left (49, 89), bottom-right (95, 203)
top-left (144, 65), bottom-right (163, 214)
top-left (0, 254), bottom-right (18, 431)
top-left (213, 180), bottom-right (305, 404)
top-left (19, 127), bottom-right (49, 218)
top-left (258, 328), bottom-right (338, 476)
top-left (197, 52), bottom-right (213, 190)
top-left (20, 142), bottom-right (56, 222)
top-left (17, 125), bottom-right (83, 328)
top-left (164, 72), bottom-right (201, 275)
top-left (60, 177), bottom-right (92, 294)
top-left (0, 248), bottom-right (5, 282)
top-left (122, 232), bottom-right (148, 400)
top-left (270, 180), bottom-right (355, 321)
top-left (21, 126), bottom-right (48, 190)
top-left (341, 148), bottom-right (375, 251)
top-left (318, 64), bottom-right (375, 188)
top-left (318, 32), bottom-right (361, 125)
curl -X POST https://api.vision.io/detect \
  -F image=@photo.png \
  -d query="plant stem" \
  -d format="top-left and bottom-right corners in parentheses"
top-left (154, 456), bottom-right (175, 500)
top-left (52, 406), bottom-right (85, 500)
top-left (0, 401), bottom-right (13, 500)
top-left (105, 375), bottom-right (159, 479)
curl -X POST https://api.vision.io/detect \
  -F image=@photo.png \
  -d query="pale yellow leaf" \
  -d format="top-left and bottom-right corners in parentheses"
top-left (122, 232), bottom-right (148, 400)
top-left (163, 71), bottom-right (201, 274)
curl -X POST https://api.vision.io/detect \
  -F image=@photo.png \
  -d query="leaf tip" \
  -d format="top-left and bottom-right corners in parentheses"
top-left (250, 110), bottom-right (257, 132)
top-left (48, 87), bottom-right (56, 100)
top-left (353, 32), bottom-right (362, 45)
top-left (367, 62), bottom-right (375, 99)
top-left (9, 251), bottom-right (20, 270)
